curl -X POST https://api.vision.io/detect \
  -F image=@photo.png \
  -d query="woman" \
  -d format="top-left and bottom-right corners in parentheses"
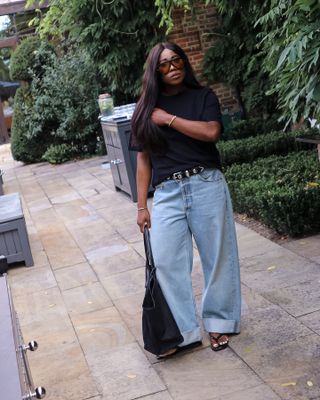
top-left (131, 42), bottom-right (241, 357)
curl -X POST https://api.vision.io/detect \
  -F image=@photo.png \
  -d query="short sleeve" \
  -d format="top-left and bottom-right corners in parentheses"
top-left (200, 89), bottom-right (224, 132)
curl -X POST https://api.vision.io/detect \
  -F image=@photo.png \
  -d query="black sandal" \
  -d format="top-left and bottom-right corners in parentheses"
top-left (209, 333), bottom-right (229, 352)
top-left (157, 340), bottom-right (202, 360)
top-left (156, 347), bottom-right (178, 360)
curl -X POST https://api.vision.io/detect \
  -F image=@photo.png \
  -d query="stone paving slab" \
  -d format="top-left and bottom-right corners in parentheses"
top-left (86, 342), bottom-right (166, 400)
top-left (298, 310), bottom-right (320, 334)
top-left (85, 237), bottom-right (145, 278)
top-left (66, 218), bottom-right (118, 253)
top-left (97, 196), bottom-right (153, 227)
top-left (240, 245), bottom-right (313, 273)
top-left (26, 248), bottom-right (49, 269)
top-left (115, 222), bottom-right (145, 244)
top-left (281, 234), bottom-right (320, 262)
top-left (53, 261), bottom-right (98, 291)
top-left (262, 278), bottom-right (320, 317)
top-left (71, 306), bottom-right (135, 356)
top-left (211, 384), bottom-right (281, 400)
top-left (53, 199), bottom-right (94, 222)
top-left (8, 265), bottom-right (57, 296)
top-left (235, 224), bottom-right (279, 259)
top-left (139, 392), bottom-right (174, 400)
top-left (1, 146), bottom-right (319, 400)
top-left (131, 240), bottom-right (146, 259)
top-left (241, 255), bottom-right (319, 292)
top-left (85, 190), bottom-right (132, 211)
top-left (28, 341), bottom-right (100, 400)
top-left (236, 285), bottom-right (312, 350)
top-left (12, 286), bottom-right (69, 327)
top-left (61, 281), bottom-right (112, 315)
top-left (28, 207), bottom-right (59, 229)
top-left (234, 333), bottom-right (320, 400)
top-left (101, 267), bottom-right (145, 300)
top-left (19, 317), bottom-right (78, 362)
top-left (26, 197), bottom-right (53, 213)
top-left (88, 397), bottom-right (103, 400)
top-left (154, 347), bottom-right (264, 400)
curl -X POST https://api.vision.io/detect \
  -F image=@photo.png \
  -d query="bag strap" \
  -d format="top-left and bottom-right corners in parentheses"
top-left (143, 226), bottom-right (155, 272)
top-left (143, 226), bottom-right (159, 307)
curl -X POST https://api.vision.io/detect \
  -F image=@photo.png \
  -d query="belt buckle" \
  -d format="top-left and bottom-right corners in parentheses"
top-left (172, 171), bottom-right (183, 181)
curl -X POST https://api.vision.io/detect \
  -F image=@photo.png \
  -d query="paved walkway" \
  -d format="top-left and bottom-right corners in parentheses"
top-left (1, 143), bottom-right (320, 400)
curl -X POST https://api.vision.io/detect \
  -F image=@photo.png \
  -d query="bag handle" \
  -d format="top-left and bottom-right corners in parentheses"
top-left (142, 226), bottom-right (157, 308)
top-left (143, 225), bottom-right (155, 272)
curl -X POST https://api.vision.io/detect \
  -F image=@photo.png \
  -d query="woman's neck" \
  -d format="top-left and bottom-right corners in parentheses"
top-left (162, 83), bottom-right (186, 96)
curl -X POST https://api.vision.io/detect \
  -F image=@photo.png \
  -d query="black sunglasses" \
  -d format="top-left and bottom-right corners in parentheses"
top-left (157, 56), bottom-right (185, 75)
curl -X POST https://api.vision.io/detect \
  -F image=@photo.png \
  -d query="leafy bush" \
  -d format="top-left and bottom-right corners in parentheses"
top-left (35, 0), bottom-right (164, 104)
top-left (199, 1), bottom-right (281, 121)
top-left (0, 58), bottom-right (10, 81)
top-left (10, 40), bottom-right (57, 163)
top-left (42, 144), bottom-right (76, 164)
top-left (31, 41), bottom-right (56, 79)
top-left (218, 129), bottom-right (317, 167)
top-left (10, 36), bottom-right (41, 81)
top-left (10, 86), bottom-right (45, 163)
top-left (11, 44), bottom-right (103, 164)
top-left (222, 116), bottom-right (285, 141)
top-left (30, 49), bottom-right (102, 158)
top-left (256, 0), bottom-right (320, 127)
top-left (225, 151), bottom-right (320, 236)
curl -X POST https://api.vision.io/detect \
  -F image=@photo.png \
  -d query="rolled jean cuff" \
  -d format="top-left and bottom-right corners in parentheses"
top-left (203, 318), bottom-right (240, 334)
top-left (179, 327), bottom-right (202, 347)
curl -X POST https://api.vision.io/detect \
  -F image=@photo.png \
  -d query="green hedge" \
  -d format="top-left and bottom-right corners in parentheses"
top-left (11, 87), bottom-right (46, 163)
top-left (10, 37), bottom-right (41, 81)
top-left (222, 116), bottom-right (284, 141)
top-left (11, 44), bottom-right (103, 164)
top-left (225, 151), bottom-right (320, 236)
top-left (31, 50), bottom-right (102, 163)
top-left (42, 144), bottom-right (77, 164)
top-left (218, 129), bottom-right (317, 167)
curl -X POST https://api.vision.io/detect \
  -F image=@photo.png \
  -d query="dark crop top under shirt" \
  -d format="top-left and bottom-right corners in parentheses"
top-left (131, 86), bottom-right (223, 187)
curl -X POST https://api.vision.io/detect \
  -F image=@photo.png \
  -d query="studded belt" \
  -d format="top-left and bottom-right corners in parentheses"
top-left (164, 166), bottom-right (204, 182)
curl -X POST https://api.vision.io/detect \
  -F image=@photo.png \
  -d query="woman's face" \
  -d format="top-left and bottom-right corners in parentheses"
top-left (158, 48), bottom-right (185, 87)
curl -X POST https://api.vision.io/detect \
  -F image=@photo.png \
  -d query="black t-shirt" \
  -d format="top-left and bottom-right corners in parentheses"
top-left (132, 86), bottom-right (223, 186)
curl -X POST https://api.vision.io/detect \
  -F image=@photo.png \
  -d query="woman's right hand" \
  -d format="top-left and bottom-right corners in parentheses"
top-left (137, 209), bottom-right (151, 233)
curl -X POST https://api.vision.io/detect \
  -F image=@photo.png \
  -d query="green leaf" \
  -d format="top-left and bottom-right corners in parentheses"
top-left (277, 46), bottom-right (291, 69)
top-left (311, 84), bottom-right (320, 101)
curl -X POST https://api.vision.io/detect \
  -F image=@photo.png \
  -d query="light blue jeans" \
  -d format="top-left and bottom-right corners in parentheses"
top-left (150, 168), bottom-right (241, 346)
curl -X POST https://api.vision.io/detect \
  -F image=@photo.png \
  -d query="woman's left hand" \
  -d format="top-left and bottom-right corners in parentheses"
top-left (151, 108), bottom-right (171, 126)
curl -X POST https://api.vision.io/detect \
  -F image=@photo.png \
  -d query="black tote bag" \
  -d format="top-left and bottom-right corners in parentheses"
top-left (142, 226), bottom-right (184, 355)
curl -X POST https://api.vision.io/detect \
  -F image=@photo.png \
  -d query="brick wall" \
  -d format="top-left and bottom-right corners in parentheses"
top-left (168, 3), bottom-right (238, 113)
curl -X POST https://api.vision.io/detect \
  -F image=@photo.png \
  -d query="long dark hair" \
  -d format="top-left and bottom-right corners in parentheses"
top-left (131, 42), bottom-right (202, 155)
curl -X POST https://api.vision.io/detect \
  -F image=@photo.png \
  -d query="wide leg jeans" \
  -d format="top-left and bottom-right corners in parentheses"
top-left (150, 169), bottom-right (241, 346)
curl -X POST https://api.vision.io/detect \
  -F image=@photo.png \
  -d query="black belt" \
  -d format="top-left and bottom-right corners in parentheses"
top-left (165, 166), bottom-right (204, 182)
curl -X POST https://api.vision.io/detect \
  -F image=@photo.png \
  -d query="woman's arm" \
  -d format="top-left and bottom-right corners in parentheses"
top-left (136, 151), bottom-right (152, 233)
top-left (151, 108), bottom-right (221, 142)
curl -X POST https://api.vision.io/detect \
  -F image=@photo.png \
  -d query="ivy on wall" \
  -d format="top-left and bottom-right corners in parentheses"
top-left (256, 0), bottom-right (320, 127)
top-left (31, 0), bottom-right (165, 104)
top-left (155, 0), bottom-right (320, 125)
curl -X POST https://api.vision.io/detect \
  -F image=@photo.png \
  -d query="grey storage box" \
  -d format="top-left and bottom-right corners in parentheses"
top-left (0, 192), bottom-right (34, 266)
top-left (100, 104), bottom-right (153, 202)
top-left (101, 117), bottom-right (137, 201)
top-left (0, 274), bottom-right (46, 400)
top-left (0, 169), bottom-right (3, 195)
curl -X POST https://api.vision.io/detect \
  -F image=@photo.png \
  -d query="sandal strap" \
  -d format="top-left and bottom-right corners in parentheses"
top-left (209, 333), bottom-right (229, 344)
top-left (210, 333), bottom-right (227, 340)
